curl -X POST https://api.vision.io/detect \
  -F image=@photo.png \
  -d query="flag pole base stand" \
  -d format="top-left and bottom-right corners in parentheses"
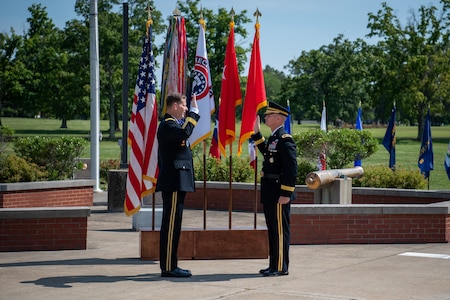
top-left (140, 227), bottom-right (268, 260)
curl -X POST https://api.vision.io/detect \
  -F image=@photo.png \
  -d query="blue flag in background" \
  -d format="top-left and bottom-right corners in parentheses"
top-left (284, 100), bottom-right (291, 134)
top-left (418, 109), bottom-right (433, 179)
top-left (383, 107), bottom-right (396, 170)
top-left (354, 105), bottom-right (363, 167)
top-left (445, 140), bottom-right (450, 180)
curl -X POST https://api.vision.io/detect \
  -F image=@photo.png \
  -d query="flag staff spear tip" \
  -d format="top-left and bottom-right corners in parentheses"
top-left (173, 7), bottom-right (181, 16)
top-left (145, 5), bottom-right (153, 36)
top-left (145, 4), bottom-right (153, 20)
top-left (254, 7), bottom-right (262, 22)
top-left (229, 7), bottom-right (235, 22)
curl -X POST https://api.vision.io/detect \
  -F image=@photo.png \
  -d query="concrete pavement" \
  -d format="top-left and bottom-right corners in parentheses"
top-left (1, 191), bottom-right (450, 299)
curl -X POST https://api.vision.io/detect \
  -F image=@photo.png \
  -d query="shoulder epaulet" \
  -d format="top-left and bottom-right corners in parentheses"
top-left (164, 117), bottom-right (176, 122)
top-left (281, 134), bottom-right (292, 139)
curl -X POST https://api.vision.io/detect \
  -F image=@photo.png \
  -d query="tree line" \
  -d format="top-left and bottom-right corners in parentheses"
top-left (1, 0), bottom-right (449, 140)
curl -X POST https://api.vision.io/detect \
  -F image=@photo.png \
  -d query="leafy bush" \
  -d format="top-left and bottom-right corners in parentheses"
top-left (0, 125), bottom-right (14, 153)
top-left (100, 159), bottom-right (121, 185)
top-left (0, 154), bottom-right (47, 183)
top-left (194, 156), bottom-right (254, 182)
top-left (294, 128), bottom-right (378, 169)
top-left (13, 136), bottom-right (88, 180)
top-left (297, 159), bottom-right (318, 185)
top-left (353, 165), bottom-right (427, 189)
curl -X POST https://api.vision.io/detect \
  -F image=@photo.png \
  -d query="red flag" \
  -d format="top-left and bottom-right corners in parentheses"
top-left (125, 22), bottom-right (159, 216)
top-left (238, 22), bottom-right (267, 156)
top-left (218, 21), bottom-right (242, 157)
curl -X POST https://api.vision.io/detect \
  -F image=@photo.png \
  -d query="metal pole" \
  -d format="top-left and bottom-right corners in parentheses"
top-left (121, 2), bottom-right (129, 169)
top-left (89, 0), bottom-right (101, 192)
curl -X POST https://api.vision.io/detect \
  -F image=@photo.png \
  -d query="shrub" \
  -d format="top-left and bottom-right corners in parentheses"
top-left (100, 159), bottom-right (121, 185)
top-left (294, 128), bottom-right (378, 169)
top-left (0, 154), bottom-right (47, 183)
top-left (353, 165), bottom-right (427, 189)
top-left (13, 136), bottom-right (88, 180)
top-left (0, 125), bottom-right (14, 153)
top-left (297, 159), bottom-right (318, 185)
top-left (194, 156), bottom-right (254, 182)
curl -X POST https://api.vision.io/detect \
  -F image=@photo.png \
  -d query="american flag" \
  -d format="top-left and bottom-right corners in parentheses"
top-left (125, 22), bottom-right (159, 216)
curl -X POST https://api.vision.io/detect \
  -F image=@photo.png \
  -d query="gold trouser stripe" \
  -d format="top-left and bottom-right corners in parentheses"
top-left (277, 203), bottom-right (284, 271)
top-left (166, 192), bottom-right (177, 271)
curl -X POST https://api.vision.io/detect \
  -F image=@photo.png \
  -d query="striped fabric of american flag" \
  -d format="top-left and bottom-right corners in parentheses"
top-left (125, 22), bottom-right (159, 217)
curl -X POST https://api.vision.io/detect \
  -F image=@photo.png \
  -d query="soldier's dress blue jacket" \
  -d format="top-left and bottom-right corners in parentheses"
top-left (156, 111), bottom-right (200, 273)
top-left (252, 126), bottom-right (298, 274)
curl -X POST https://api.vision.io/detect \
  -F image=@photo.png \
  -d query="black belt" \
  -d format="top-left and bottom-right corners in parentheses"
top-left (260, 172), bottom-right (280, 180)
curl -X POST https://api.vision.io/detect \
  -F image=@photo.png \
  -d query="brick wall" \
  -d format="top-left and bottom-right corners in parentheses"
top-left (185, 182), bottom-right (449, 211)
top-left (0, 180), bottom-right (95, 208)
top-left (291, 214), bottom-right (448, 244)
top-left (0, 207), bottom-right (90, 252)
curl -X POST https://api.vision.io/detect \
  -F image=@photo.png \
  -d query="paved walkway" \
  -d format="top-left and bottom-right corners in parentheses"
top-left (1, 192), bottom-right (450, 299)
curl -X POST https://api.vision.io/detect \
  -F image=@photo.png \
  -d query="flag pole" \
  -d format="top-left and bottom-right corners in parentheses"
top-left (203, 140), bottom-right (207, 229)
top-left (146, 5), bottom-right (156, 232)
top-left (228, 143), bottom-right (233, 229)
top-left (253, 155), bottom-right (258, 229)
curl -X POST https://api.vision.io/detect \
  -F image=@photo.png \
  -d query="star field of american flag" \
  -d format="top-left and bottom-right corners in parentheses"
top-left (135, 36), bottom-right (156, 114)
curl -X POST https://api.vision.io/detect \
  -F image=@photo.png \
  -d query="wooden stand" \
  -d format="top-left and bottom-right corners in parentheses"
top-left (140, 227), bottom-right (268, 260)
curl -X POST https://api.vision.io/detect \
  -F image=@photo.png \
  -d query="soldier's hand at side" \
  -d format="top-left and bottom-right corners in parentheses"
top-left (278, 196), bottom-right (290, 204)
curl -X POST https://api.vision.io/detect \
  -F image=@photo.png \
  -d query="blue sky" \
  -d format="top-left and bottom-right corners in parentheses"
top-left (0, 0), bottom-right (433, 74)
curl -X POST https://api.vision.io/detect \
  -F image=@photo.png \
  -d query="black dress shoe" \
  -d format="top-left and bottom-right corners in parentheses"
top-left (161, 267), bottom-right (192, 277)
top-left (263, 269), bottom-right (289, 277)
top-left (259, 267), bottom-right (271, 274)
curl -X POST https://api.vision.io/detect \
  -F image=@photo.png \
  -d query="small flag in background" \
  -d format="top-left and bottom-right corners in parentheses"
top-left (284, 100), bottom-right (291, 134)
top-left (445, 140), bottom-right (450, 180)
top-left (209, 118), bottom-right (220, 159)
top-left (248, 138), bottom-right (256, 169)
top-left (125, 21), bottom-right (159, 216)
top-left (418, 109), bottom-right (434, 179)
top-left (383, 106), bottom-right (396, 170)
top-left (318, 100), bottom-right (327, 170)
top-left (354, 104), bottom-right (363, 167)
top-left (320, 100), bottom-right (327, 132)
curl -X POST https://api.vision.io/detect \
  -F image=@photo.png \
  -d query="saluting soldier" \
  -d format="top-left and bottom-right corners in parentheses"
top-left (156, 92), bottom-right (199, 278)
top-left (252, 101), bottom-right (298, 276)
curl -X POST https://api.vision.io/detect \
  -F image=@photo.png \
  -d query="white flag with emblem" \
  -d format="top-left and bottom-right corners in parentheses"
top-left (189, 19), bottom-right (215, 148)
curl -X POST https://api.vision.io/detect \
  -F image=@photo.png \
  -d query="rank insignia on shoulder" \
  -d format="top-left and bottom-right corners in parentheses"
top-left (281, 134), bottom-right (292, 139)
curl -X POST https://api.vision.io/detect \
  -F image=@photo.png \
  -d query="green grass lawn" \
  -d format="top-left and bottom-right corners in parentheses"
top-left (2, 117), bottom-right (450, 190)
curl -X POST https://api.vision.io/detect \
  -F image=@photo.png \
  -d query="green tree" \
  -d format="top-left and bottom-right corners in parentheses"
top-left (0, 29), bottom-right (24, 124)
top-left (294, 129), bottom-right (378, 169)
top-left (367, 1), bottom-right (450, 138)
top-left (284, 36), bottom-right (374, 125)
top-left (263, 65), bottom-right (286, 103)
top-left (14, 4), bottom-right (73, 125)
top-left (74, 0), bottom-right (166, 139)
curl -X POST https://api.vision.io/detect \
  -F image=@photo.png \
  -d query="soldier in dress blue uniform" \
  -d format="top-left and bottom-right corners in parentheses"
top-left (156, 93), bottom-right (200, 278)
top-left (251, 101), bottom-right (298, 276)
